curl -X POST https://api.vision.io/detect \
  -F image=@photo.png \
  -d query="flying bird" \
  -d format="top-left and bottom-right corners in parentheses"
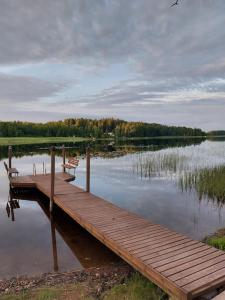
top-left (171, 0), bottom-right (179, 7)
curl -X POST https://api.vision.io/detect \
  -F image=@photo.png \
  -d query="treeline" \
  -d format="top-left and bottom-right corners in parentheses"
top-left (208, 131), bottom-right (225, 136)
top-left (0, 118), bottom-right (206, 138)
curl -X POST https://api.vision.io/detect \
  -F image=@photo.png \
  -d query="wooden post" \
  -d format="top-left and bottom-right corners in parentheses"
top-left (50, 214), bottom-right (59, 272)
top-left (50, 146), bottom-right (55, 213)
top-left (62, 144), bottom-right (66, 172)
top-left (8, 146), bottom-right (12, 169)
top-left (86, 147), bottom-right (90, 193)
top-left (9, 190), bottom-right (15, 222)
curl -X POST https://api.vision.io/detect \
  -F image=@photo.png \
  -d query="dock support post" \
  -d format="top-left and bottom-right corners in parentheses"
top-left (86, 147), bottom-right (90, 193)
top-left (62, 144), bottom-right (66, 173)
top-left (8, 146), bottom-right (12, 170)
top-left (50, 146), bottom-right (55, 213)
top-left (50, 214), bottom-right (59, 272)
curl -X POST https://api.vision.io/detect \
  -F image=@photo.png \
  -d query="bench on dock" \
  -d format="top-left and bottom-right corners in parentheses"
top-left (62, 157), bottom-right (79, 174)
top-left (4, 162), bottom-right (19, 177)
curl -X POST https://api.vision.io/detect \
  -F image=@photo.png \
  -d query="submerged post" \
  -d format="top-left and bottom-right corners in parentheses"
top-left (86, 146), bottom-right (90, 193)
top-left (50, 214), bottom-right (59, 272)
top-left (62, 144), bottom-right (66, 172)
top-left (50, 146), bottom-right (55, 213)
top-left (8, 146), bottom-right (12, 169)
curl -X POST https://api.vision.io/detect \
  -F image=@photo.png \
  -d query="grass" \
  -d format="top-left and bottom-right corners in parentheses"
top-left (179, 165), bottom-right (225, 205)
top-left (102, 273), bottom-right (166, 300)
top-left (0, 135), bottom-right (209, 146)
top-left (0, 273), bottom-right (167, 300)
top-left (0, 289), bottom-right (60, 300)
top-left (205, 228), bottom-right (225, 251)
top-left (206, 237), bottom-right (225, 251)
top-left (0, 137), bottom-right (91, 146)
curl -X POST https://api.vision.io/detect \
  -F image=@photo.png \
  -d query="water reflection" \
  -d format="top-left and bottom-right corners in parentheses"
top-left (0, 137), bottom-right (206, 160)
top-left (0, 190), bottom-right (119, 279)
top-left (50, 214), bottom-right (59, 272)
top-left (6, 192), bottom-right (19, 222)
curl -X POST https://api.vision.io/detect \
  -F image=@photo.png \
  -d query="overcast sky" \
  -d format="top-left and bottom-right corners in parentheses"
top-left (0, 0), bottom-right (224, 130)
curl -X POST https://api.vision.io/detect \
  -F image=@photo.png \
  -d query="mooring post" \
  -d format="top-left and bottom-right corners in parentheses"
top-left (62, 144), bottom-right (66, 172)
top-left (50, 214), bottom-right (59, 272)
top-left (50, 146), bottom-right (55, 213)
top-left (8, 146), bottom-right (12, 169)
top-left (86, 146), bottom-right (90, 193)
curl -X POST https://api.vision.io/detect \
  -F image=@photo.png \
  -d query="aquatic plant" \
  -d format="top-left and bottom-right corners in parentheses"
top-left (179, 165), bottom-right (225, 204)
top-left (133, 152), bottom-right (187, 178)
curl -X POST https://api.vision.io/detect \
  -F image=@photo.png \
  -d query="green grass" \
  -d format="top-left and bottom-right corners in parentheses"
top-left (0, 288), bottom-right (62, 300)
top-left (205, 228), bottom-right (225, 251)
top-left (0, 135), bottom-right (209, 146)
top-left (206, 237), bottom-right (225, 251)
top-left (0, 137), bottom-right (91, 146)
top-left (101, 273), bottom-right (166, 300)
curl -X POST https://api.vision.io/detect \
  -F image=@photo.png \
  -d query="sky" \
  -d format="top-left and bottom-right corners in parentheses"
top-left (0, 0), bottom-right (225, 130)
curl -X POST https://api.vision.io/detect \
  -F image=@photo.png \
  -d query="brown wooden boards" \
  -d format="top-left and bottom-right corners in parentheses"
top-left (12, 173), bottom-right (225, 300)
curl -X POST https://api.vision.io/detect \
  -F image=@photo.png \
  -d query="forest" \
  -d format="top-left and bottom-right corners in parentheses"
top-left (0, 118), bottom-right (206, 138)
top-left (208, 131), bottom-right (225, 136)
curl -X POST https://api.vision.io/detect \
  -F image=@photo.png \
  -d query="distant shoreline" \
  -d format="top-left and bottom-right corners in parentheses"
top-left (0, 135), bottom-right (224, 146)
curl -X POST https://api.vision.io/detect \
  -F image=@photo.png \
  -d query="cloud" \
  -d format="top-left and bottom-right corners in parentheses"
top-left (0, 73), bottom-right (63, 103)
top-left (0, 0), bottom-right (224, 130)
top-left (0, 0), bottom-right (224, 76)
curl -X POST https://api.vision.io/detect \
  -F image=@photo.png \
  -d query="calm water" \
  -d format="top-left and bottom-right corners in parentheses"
top-left (0, 138), bottom-right (225, 279)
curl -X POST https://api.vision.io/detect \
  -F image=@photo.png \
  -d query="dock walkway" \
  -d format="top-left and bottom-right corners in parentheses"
top-left (10, 174), bottom-right (225, 300)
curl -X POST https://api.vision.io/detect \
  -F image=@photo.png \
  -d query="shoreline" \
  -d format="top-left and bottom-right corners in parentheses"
top-left (0, 135), bottom-right (224, 147)
top-left (0, 263), bottom-right (133, 297)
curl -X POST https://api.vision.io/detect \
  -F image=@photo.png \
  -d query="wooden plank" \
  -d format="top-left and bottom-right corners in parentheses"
top-left (156, 248), bottom-right (217, 273)
top-left (146, 244), bottom-right (206, 265)
top-left (15, 172), bottom-right (225, 300)
top-left (139, 240), bottom-right (200, 261)
top-left (169, 253), bottom-right (225, 281)
top-left (127, 231), bottom-right (184, 247)
top-left (183, 268), bottom-right (225, 294)
top-left (163, 250), bottom-right (224, 277)
top-left (131, 235), bottom-right (188, 254)
top-left (176, 260), bottom-right (225, 287)
top-left (151, 245), bottom-right (211, 268)
top-left (109, 224), bottom-right (162, 239)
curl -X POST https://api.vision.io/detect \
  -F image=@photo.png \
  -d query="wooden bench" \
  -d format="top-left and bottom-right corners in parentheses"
top-left (4, 162), bottom-right (19, 177)
top-left (62, 157), bottom-right (79, 174)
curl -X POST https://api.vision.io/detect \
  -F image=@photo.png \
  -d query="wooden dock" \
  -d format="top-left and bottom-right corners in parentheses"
top-left (10, 173), bottom-right (225, 300)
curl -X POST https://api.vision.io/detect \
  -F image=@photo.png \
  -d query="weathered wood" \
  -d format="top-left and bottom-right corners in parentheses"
top-left (62, 144), bottom-right (66, 173)
top-left (8, 146), bottom-right (12, 175)
top-left (50, 146), bottom-right (55, 212)
top-left (86, 147), bottom-right (90, 192)
top-left (8, 173), bottom-right (225, 300)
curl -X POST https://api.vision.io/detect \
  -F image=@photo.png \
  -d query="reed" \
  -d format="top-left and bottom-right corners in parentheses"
top-left (133, 152), bottom-right (187, 178)
top-left (179, 165), bottom-right (225, 204)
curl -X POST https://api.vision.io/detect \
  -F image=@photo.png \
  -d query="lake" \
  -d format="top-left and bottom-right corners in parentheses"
top-left (1, 137), bottom-right (225, 279)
